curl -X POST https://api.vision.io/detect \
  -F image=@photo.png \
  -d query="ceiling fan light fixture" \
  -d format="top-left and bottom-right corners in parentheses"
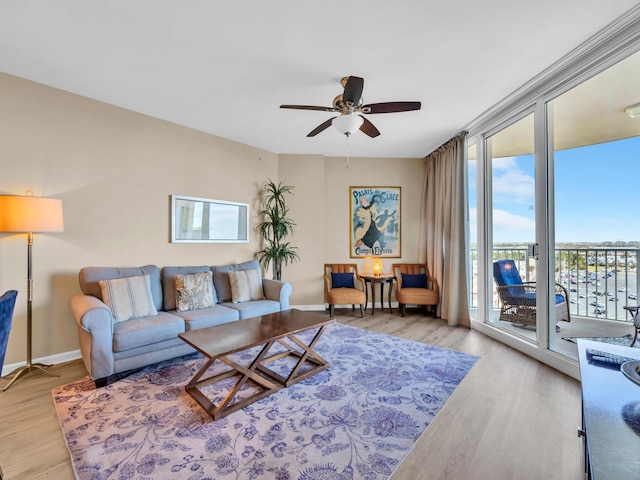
top-left (625, 103), bottom-right (640, 118)
top-left (332, 114), bottom-right (364, 137)
top-left (281, 75), bottom-right (419, 138)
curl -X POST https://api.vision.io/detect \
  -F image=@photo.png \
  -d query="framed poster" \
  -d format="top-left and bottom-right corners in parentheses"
top-left (350, 186), bottom-right (401, 258)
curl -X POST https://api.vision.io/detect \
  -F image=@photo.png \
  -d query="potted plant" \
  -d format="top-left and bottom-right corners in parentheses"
top-left (256, 180), bottom-right (299, 280)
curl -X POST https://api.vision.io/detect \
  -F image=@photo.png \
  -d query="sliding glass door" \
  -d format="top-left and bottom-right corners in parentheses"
top-left (471, 42), bottom-right (640, 368)
top-left (485, 113), bottom-right (539, 340)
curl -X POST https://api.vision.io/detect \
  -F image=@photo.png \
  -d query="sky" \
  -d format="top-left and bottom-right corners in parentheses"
top-left (468, 135), bottom-right (640, 244)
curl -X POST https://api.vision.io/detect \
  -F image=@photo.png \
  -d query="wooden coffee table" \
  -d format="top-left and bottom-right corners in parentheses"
top-left (178, 309), bottom-right (335, 420)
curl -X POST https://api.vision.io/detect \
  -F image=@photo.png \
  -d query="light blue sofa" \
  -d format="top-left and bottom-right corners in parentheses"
top-left (69, 260), bottom-right (292, 386)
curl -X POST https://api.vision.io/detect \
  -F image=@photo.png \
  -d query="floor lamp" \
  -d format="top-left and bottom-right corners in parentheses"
top-left (0, 194), bottom-right (64, 391)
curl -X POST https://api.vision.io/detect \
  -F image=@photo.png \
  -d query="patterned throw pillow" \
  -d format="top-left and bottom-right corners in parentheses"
top-left (228, 268), bottom-right (264, 303)
top-left (175, 271), bottom-right (215, 312)
top-left (99, 274), bottom-right (158, 323)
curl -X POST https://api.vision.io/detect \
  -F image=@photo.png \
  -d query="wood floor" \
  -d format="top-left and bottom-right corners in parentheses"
top-left (0, 310), bottom-right (584, 480)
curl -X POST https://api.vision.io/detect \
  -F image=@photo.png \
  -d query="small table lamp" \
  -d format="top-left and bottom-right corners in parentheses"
top-left (373, 258), bottom-right (383, 277)
top-left (0, 194), bottom-right (64, 391)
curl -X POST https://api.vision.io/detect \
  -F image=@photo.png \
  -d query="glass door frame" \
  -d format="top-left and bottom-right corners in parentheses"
top-left (468, 18), bottom-right (640, 379)
top-left (475, 105), bottom-right (553, 347)
top-left (471, 103), bottom-right (572, 376)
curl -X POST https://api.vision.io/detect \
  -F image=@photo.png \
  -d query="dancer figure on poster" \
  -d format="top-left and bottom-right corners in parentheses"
top-left (353, 195), bottom-right (395, 251)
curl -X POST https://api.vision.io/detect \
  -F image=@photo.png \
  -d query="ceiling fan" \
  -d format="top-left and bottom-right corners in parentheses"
top-left (280, 76), bottom-right (421, 138)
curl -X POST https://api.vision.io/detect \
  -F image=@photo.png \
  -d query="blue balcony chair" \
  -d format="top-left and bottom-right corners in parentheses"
top-left (493, 260), bottom-right (570, 331)
top-left (0, 290), bottom-right (18, 376)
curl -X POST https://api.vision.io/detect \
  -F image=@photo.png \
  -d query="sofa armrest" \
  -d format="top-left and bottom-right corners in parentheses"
top-left (70, 293), bottom-right (116, 380)
top-left (71, 294), bottom-right (113, 331)
top-left (262, 278), bottom-right (292, 310)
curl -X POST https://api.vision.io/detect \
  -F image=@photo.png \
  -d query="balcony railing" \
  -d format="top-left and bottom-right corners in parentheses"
top-left (471, 246), bottom-right (640, 323)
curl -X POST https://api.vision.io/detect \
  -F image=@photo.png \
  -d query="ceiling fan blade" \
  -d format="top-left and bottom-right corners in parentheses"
top-left (307, 117), bottom-right (336, 137)
top-left (359, 116), bottom-right (381, 138)
top-left (280, 104), bottom-right (336, 112)
top-left (362, 101), bottom-right (421, 114)
top-left (343, 76), bottom-right (364, 105)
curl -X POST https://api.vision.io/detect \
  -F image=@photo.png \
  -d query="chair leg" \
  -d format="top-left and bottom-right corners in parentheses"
top-left (351, 304), bottom-right (355, 311)
top-left (359, 304), bottom-right (364, 318)
top-left (631, 328), bottom-right (639, 347)
top-left (400, 304), bottom-right (405, 317)
top-left (329, 304), bottom-right (334, 317)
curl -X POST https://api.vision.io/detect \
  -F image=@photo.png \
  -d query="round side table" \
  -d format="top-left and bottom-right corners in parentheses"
top-left (360, 274), bottom-right (395, 315)
top-left (623, 305), bottom-right (640, 346)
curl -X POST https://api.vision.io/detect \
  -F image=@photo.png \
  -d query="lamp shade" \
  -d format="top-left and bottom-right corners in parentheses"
top-left (0, 195), bottom-right (64, 233)
top-left (373, 258), bottom-right (383, 275)
top-left (332, 114), bottom-right (364, 136)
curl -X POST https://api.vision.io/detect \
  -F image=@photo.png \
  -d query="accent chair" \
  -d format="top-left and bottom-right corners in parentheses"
top-left (0, 290), bottom-right (18, 376)
top-left (324, 264), bottom-right (366, 317)
top-left (392, 264), bottom-right (439, 317)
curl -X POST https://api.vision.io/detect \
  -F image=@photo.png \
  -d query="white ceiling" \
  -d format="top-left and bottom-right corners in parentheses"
top-left (1, 1), bottom-right (639, 158)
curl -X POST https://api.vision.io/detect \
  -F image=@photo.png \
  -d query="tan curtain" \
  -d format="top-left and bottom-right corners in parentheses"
top-left (420, 132), bottom-right (470, 327)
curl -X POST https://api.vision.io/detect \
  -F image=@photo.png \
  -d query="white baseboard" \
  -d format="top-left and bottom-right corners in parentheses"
top-left (2, 349), bottom-right (82, 377)
top-left (291, 304), bottom-right (325, 311)
top-left (292, 302), bottom-right (401, 311)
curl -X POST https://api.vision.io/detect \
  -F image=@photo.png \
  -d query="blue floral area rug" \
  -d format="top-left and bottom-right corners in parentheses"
top-left (52, 323), bottom-right (478, 480)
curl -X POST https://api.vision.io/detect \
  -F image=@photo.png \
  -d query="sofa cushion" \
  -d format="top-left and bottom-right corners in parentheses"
top-left (162, 266), bottom-right (217, 311)
top-left (113, 311), bottom-right (185, 352)
top-left (99, 274), bottom-right (158, 323)
top-left (175, 271), bottom-right (215, 312)
top-left (228, 268), bottom-right (264, 303)
top-left (79, 265), bottom-right (163, 312)
top-left (212, 259), bottom-right (261, 302)
top-left (219, 299), bottom-right (281, 319)
top-left (171, 305), bottom-right (240, 331)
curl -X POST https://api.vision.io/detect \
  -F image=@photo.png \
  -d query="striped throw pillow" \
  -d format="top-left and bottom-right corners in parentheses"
top-left (99, 274), bottom-right (158, 323)
top-left (228, 268), bottom-right (264, 303)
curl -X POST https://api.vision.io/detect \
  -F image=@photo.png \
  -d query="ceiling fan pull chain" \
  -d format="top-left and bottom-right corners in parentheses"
top-left (345, 136), bottom-right (351, 168)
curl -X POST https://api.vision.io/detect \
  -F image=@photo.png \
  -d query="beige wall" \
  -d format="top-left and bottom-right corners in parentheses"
top-left (279, 155), bottom-right (425, 306)
top-left (0, 73), bottom-right (425, 368)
